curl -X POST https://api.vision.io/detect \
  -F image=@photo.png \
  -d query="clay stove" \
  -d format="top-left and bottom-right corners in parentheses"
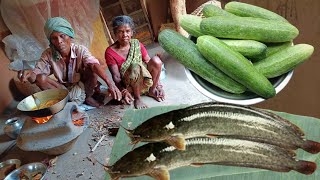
top-left (16, 102), bottom-right (89, 155)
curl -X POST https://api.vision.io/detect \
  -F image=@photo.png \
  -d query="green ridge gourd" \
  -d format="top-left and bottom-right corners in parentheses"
top-left (200, 16), bottom-right (299, 43)
top-left (252, 41), bottom-right (293, 62)
top-left (220, 39), bottom-right (267, 59)
top-left (158, 29), bottom-right (246, 94)
top-left (180, 15), bottom-right (204, 37)
top-left (197, 35), bottom-right (276, 98)
top-left (203, 4), bottom-right (237, 17)
top-left (225, 1), bottom-right (288, 22)
top-left (179, 15), bottom-right (268, 59)
top-left (254, 44), bottom-right (314, 78)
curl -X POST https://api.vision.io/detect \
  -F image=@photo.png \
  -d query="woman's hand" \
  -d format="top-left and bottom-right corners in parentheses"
top-left (108, 83), bottom-right (122, 101)
top-left (91, 63), bottom-right (122, 101)
top-left (121, 89), bottom-right (134, 105)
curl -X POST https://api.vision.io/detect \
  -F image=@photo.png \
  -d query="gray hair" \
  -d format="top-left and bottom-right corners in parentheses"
top-left (112, 15), bottom-right (135, 33)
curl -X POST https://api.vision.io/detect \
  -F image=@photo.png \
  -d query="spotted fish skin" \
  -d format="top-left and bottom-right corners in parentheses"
top-left (128, 102), bottom-right (319, 153)
top-left (106, 137), bottom-right (316, 180)
top-left (185, 102), bottom-right (304, 136)
top-left (175, 104), bottom-right (306, 151)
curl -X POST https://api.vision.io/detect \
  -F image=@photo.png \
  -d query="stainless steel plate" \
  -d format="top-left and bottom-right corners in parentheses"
top-left (4, 162), bottom-right (47, 180)
top-left (0, 159), bottom-right (21, 179)
top-left (185, 68), bottom-right (293, 105)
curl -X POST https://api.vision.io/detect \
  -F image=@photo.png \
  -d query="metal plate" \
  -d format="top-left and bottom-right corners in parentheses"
top-left (185, 68), bottom-right (293, 105)
top-left (4, 162), bottom-right (47, 180)
top-left (0, 159), bottom-right (21, 179)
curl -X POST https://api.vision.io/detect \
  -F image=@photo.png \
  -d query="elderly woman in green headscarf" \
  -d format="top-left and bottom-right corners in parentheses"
top-left (19, 17), bottom-right (122, 107)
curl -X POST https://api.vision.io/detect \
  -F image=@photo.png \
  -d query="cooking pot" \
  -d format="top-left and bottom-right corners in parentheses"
top-left (4, 117), bottom-right (25, 139)
top-left (17, 89), bottom-right (69, 117)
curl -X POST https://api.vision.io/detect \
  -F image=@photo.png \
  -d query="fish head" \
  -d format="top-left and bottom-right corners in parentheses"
top-left (106, 143), bottom-right (161, 179)
top-left (128, 113), bottom-right (176, 144)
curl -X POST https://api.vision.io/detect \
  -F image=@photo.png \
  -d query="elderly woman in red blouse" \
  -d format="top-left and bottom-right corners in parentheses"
top-left (105, 15), bottom-right (165, 109)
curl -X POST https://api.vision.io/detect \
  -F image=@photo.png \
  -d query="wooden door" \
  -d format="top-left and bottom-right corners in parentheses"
top-left (100, 0), bottom-right (154, 45)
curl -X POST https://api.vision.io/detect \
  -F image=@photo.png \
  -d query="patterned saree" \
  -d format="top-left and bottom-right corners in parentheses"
top-left (120, 39), bottom-right (153, 94)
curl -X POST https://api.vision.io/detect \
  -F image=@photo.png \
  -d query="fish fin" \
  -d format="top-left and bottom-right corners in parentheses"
top-left (165, 135), bottom-right (186, 150)
top-left (295, 160), bottom-right (317, 175)
top-left (190, 163), bottom-right (204, 167)
top-left (123, 127), bottom-right (134, 139)
top-left (104, 166), bottom-right (111, 171)
top-left (104, 167), bottom-right (120, 180)
top-left (302, 140), bottom-right (320, 154)
top-left (130, 143), bottom-right (138, 150)
top-left (206, 134), bottom-right (217, 138)
top-left (287, 149), bottom-right (297, 158)
top-left (148, 167), bottom-right (170, 180)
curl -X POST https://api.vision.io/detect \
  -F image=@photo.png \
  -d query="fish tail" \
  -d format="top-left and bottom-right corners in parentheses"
top-left (302, 140), bottom-right (320, 154)
top-left (295, 160), bottom-right (317, 175)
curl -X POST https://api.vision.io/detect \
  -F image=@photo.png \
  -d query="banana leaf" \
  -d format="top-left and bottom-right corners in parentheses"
top-left (106, 105), bottom-right (320, 180)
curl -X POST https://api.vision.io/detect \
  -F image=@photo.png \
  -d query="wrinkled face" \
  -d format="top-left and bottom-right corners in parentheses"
top-left (50, 31), bottom-right (71, 55)
top-left (115, 24), bottom-right (133, 43)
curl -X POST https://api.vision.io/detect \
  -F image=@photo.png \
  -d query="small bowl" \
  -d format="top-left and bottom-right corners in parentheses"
top-left (185, 68), bottom-right (293, 105)
top-left (4, 162), bottom-right (47, 180)
top-left (0, 159), bottom-right (21, 179)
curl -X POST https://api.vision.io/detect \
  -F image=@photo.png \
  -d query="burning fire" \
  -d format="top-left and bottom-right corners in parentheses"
top-left (72, 111), bottom-right (85, 126)
top-left (31, 111), bottom-right (85, 125)
top-left (72, 119), bottom-right (84, 126)
top-left (32, 115), bottom-right (53, 124)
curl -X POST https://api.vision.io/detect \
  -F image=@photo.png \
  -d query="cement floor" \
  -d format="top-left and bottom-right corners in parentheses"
top-left (0, 43), bottom-right (211, 180)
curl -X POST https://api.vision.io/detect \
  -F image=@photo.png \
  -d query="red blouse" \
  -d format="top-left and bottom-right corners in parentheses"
top-left (105, 42), bottom-right (149, 70)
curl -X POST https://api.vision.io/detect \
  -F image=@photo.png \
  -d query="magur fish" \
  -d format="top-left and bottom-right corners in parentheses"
top-left (185, 102), bottom-right (304, 136)
top-left (125, 102), bottom-right (320, 153)
top-left (106, 137), bottom-right (316, 180)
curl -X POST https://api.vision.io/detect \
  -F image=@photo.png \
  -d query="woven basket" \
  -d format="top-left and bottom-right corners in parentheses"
top-left (191, 0), bottom-right (222, 17)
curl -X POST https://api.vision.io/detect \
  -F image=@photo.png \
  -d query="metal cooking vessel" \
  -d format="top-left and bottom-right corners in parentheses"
top-left (0, 159), bottom-right (21, 179)
top-left (17, 89), bottom-right (69, 117)
top-left (4, 117), bottom-right (25, 139)
top-left (4, 162), bottom-right (47, 180)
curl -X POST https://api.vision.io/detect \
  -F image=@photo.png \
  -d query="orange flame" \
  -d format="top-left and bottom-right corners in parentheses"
top-left (72, 119), bottom-right (84, 126)
top-left (32, 115), bottom-right (53, 124)
top-left (72, 111), bottom-right (85, 126)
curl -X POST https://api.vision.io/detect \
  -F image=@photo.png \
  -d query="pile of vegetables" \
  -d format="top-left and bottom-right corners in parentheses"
top-left (158, 1), bottom-right (314, 99)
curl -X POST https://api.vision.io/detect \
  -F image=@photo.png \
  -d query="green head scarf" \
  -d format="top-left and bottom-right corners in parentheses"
top-left (44, 17), bottom-right (75, 61)
top-left (44, 17), bottom-right (75, 39)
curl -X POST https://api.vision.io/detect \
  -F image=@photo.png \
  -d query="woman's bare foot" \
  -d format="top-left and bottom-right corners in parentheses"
top-left (156, 85), bottom-right (165, 100)
top-left (148, 85), bottom-right (165, 102)
top-left (134, 98), bottom-right (148, 109)
top-left (85, 96), bottom-right (101, 108)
